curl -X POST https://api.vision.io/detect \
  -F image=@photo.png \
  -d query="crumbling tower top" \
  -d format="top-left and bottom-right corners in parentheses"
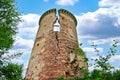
top-left (39, 8), bottom-right (77, 26)
top-left (39, 8), bottom-right (56, 25)
top-left (58, 9), bottom-right (77, 26)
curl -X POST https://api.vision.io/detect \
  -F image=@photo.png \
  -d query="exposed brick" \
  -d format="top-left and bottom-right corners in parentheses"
top-left (26, 9), bottom-right (87, 80)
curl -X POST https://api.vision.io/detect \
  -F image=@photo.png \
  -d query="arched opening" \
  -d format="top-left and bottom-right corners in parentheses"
top-left (53, 20), bottom-right (60, 32)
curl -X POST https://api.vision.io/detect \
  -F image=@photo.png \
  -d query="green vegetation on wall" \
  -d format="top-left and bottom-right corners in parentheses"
top-left (57, 40), bottom-right (120, 80)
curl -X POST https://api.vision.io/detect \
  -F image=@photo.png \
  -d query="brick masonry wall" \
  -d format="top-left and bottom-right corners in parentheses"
top-left (25, 9), bottom-right (87, 80)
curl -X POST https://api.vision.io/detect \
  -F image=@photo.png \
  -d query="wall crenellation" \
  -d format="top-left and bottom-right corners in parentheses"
top-left (39, 8), bottom-right (56, 25)
top-left (58, 9), bottom-right (77, 26)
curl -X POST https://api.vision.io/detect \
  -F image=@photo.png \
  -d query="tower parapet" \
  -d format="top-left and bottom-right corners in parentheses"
top-left (58, 9), bottom-right (77, 26)
top-left (39, 8), bottom-right (56, 25)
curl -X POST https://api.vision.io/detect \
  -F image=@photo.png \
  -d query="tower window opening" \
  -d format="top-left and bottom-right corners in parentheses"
top-left (53, 20), bottom-right (60, 32)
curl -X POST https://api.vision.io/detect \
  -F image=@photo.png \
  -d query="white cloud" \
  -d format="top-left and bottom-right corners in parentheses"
top-left (82, 47), bottom-right (103, 54)
top-left (14, 14), bottom-right (40, 56)
top-left (88, 65), bottom-right (95, 71)
top-left (22, 63), bottom-right (28, 77)
top-left (11, 58), bottom-right (24, 64)
top-left (76, 6), bottom-right (120, 39)
top-left (88, 37), bottom-right (120, 45)
top-left (99, 0), bottom-right (120, 7)
top-left (18, 14), bottom-right (40, 38)
top-left (56, 0), bottom-right (79, 6)
top-left (115, 67), bottom-right (120, 70)
top-left (78, 34), bottom-right (97, 40)
top-left (13, 36), bottom-right (34, 50)
top-left (109, 55), bottom-right (120, 62)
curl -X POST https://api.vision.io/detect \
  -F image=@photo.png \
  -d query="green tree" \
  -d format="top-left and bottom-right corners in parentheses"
top-left (112, 70), bottom-right (120, 80)
top-left (0, 0), bottom-right (21, 58)
top-left (91, 40), bottom-right (118, 72)
top-left (0, 0), bottom-right (23, 79)
top-left (89, 39), bottom-right (119, 80)
top-left (0, 63), bottom-right (23, 80)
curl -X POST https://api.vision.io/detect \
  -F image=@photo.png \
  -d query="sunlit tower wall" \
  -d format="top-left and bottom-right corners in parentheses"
top-left (26, 9), bottom-right (87, 80)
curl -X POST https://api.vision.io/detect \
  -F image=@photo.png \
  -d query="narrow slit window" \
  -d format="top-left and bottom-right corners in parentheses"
top-left (53, 20), bottom-right (60, 32)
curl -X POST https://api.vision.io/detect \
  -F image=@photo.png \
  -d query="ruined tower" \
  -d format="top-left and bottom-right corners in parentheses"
top-left (26, 9), bottom-right (87, 80)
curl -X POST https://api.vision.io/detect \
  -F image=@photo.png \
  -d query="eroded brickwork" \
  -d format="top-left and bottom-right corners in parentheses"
top-left (26, 9), bottom-right (87, 80)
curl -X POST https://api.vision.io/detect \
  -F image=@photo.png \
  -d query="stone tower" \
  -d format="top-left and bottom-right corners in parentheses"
top-left (26, 9), bottom-right (87, 80)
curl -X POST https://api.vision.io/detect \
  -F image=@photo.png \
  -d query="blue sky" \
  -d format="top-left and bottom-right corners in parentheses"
top-left (16, 0), bottom-right (99, 14)
top-left (9, 0), bottom-right (120, 76)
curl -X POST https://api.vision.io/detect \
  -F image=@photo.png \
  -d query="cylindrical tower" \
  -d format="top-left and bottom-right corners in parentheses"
top-left (26, 9), bottom-right (87, 80)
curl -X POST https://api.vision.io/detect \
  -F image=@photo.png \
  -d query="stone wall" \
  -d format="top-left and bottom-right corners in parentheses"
top-left (26, 9), bottom-right (87, 80)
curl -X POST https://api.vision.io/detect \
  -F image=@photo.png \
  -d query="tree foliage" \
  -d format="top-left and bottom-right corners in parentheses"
top-left (91, 40), bottom-right (118, 72)
top-left (0, 0), bottom-right (21, 57)
top-left (0, 63), bottom-right (23, 80)
top-left (0, 0), bottom-right (23, 79)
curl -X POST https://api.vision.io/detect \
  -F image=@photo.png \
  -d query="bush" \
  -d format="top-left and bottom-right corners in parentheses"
top-left (0, 63), bottom-right (23, 80)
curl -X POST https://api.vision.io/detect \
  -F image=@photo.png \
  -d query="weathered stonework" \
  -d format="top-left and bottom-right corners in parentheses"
top-left (26, 9), bottom-right (87, 80)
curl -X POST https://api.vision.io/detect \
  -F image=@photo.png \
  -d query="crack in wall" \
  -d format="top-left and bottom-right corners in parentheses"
top-left (54, 10), bottom-right (60, 54)
top-left (55, 32), bottom-right (60, 54)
